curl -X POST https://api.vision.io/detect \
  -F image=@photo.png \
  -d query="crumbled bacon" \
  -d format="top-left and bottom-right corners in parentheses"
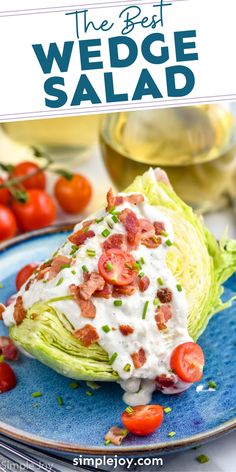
top-left (0, 304), bottom-right (5, 320)
top-left (68, 228), bottom-right (95, 246)
top-left (138, 275), bottom-right (150, 292)
top-left (155, 305), bottom-right (173, 330)
top-left (105, 426), bottom-right (128, 445)
top-left (154, 221), bottom-right (165, 235)
top-left (113, 284), bottom-right (137, 297)
top-left (93, 283), bottom-right (112, 299)
top-left (103, 234), bottom-right (127, 252)
top-left (82, 219), bottom-right (94, 229)
top-left (119, 209), bottom-right (140, 247)
top-left (13, 296), bottom-right (26, 325)
top-left (119, 325), bottom-right (134, 336)
top-left (155, 374), bottom-right (176, 389)
top-left (131, 347), bottom-right (146, 369)
top-left (142, 236), bottom-right (162, 249)
top-left (74, 324), bottom-right (99, 347)
top-left (36, 260), bottom-right (52, 281)
top-left (126, 194), bottom-right (145, 205)
top-left (70, 285), bottom-right (96, 318)
top-left (0, 336), bottom-right (18, 361)
top-left (48, 255), bottom-right (72, 280)
top-left (25, 277), bottom-right (35, 291)
top-left (157, 287), bottom-right (173, 303)
top-left (139, 218), bottom-right (155, 238)
top-left (106, 188), bottom-right (124, 210)
top-left (79, 272), bottom-right (105, 300)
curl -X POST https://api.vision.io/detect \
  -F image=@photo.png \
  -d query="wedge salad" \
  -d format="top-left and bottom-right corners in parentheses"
top-left (2, 168), bottom-right (236, 407)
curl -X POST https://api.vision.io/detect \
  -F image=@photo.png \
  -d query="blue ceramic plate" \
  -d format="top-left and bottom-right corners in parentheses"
top-left (0, 226), bottom-right (236, 456)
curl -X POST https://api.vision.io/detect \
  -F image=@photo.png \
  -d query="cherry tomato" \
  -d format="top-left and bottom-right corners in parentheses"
top-left (0, 361), bottom-right (17, 393)
top-left (98, 249), bottom-right (137, 286)
top-left (12, 189), bottom-right (56, 232)
top-left (121, 405), bottom-right (164, 436)
top-left (16, 263), bottom-right (38, 291)
top-left (54, 174), bottom-right (92, 214)
top-left (0, 178), bottom-right (10, 205)
top-left (0, 205), bottom-right (17, 242)
top-left (170, 342), bottom-right (205, 383)
top-left (11, 161), bottom-right (46, 190)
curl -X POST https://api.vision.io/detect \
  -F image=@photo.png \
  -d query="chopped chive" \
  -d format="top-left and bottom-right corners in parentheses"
top-left (85, 390), bottom-right (93, 396)
top-left (138, 271), bottom-right (145, 278)
top-left (71, 270), bottom-right (76, 275)
top-left (125, 406), bottom-right (133, 414)
top-left (112, 210), bottom-right (121, 216)
top-left (157, 277), bottom-right (164, 285)
top-left (104, 439), bottom-right (111, 446)
top-left (57, 396), bottom-right (63, 406)
top-left (95, 217), bottom-right (104, 224)
top-left (109, 352), bottom-right (118, 365)
top-left (140, 257), bottom-right (145, 264)
top-left (208, 380), bottom-right (217, 389)
top-left (86, 381), bottom-right (100, 390)
top-left (0, 282), bottom-right (3, 289)
top-left (164, 407), bottom-right (172, 413)
top-left (166, 239), bottom-right (173, 247)
top-left (82, 265), bottom-right (89, 273)
top-left (161, 230), bottom-right (168, 237)
top-left (61, 263), bottom-right (71, 270)
top-left (196, 454), bottom-right (209, 464)
top-left (112, 215), bottom-right (119, 223)
top-left (69, 382), bottom-right (80, 389)
top-left (142, 301), bottom-right (149, 320)
top-left (114, 300), bottom-right (122, 307)
top-left (176, 284), bottom-right (182, 292)
top-left (86, 249), bottom-right (96, 257)
top-left (135, 260), bottom-right (142, 270)
top-left (107, 220), bottom-right (113, 229)
top-left (56, 277), bottom-right (64, 287)
top-left (168, 431), bottom-right (176, 437)
top-left (0, 355), bottom-right (4, 363)
top-left (106, 262), bottom-right (113, 272)
top-left (124, 363), bottom-right (131, 372)
top-left (42, 280), bottom-right (48, 284)
top-left (70, 245), bottom-right (78, 256)
top-left (84, 226), bottom-right (90, 233)
top-left (102, 229), bottom-right (110, 238)
top-left (108, 206), bottom-right (116, 214)
top-left (102, 325), bottom-right (111, 333)
top-left (32, 392), bottom-right (42, 398)
top-left (153, 298), bottom-right (159, 306)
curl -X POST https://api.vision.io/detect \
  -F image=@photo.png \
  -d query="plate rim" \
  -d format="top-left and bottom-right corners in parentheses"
top-left (0, 226), bottom-right (236, 455)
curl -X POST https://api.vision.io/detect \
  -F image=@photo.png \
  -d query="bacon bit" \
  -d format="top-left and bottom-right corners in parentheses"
top-left (113, 284), bottom-right (137, 297)
top-left (48, 255), bottom-right (72, 280)
top-left (94, 283), bottom-right (113, 299)
top-left (154, 221), bottom-right (165, 235)
top-left (105, 426), bottom-right (128, 445)
top-left (36, 260), bottom-right (52, 281)
top-left (157, 287), bottom-right (173, 303)
top-left (155, 374), bottom-right (176, 389)
top-left (126, 194), bottom-right (145, 205)
top-left (13, 296), bottom-right (26, 325)
top-left (82, 219), bottom-right (94, 229)
top-left (119, 325), bottom-right (134, 336)
top-left (106, 188), bottom-right (124, 210)
top-left (0, 336), bottom-right (18, 361)
top-left (69, 228), bottom-right (95, 246)
top-left (142, 236), bottom-right (162, 249)
top-left (155, 305), bottom-right (173, 330)
top-left (0, 304), bottom-right (5, 320)
top-left (138, 275), bottom-right (150, 292)
top-left (119, 209), bottom-right (140, 247)
top-left (79, 272), bottom-right (105, 300)
top-left (131, 347), bottom-right (146, 369)
top-left (74, 324), bottom-right (99, 347)
top-left (103, 234), bottom-right (127, 252)
top-left (25, 277), bottom-right (35, 291)
top-left (70, 285), bottom-right (96, 318)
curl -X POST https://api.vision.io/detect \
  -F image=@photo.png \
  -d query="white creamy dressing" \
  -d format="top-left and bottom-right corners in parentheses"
top-left (3, 193), bottom-right (192, 405)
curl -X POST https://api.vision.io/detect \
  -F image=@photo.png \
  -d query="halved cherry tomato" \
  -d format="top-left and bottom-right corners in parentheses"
top-left (98, 249), bottom-right (137, 286)
top-left (121, 405), bottom-right (164, 436)
top-left (11, 189), bottom-right (56, 232)
top-left (54, 174), bottom-right (92, 214)
top-left (16, 263), bottom-right (38, 291)
top-left (0, 178), bottom-right (10, 205)
top-left (0, 205), bottom-right (17, 242)
top-left (0, 361), bottom-right (17, 393)
top-left (10, 161), bottom-right (46, 190)
top-left (170, 342), bottom-right (205, 383)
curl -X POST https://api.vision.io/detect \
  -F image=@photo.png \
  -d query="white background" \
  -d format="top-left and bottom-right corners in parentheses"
top-left (0, 0), bottom-right (236, 120)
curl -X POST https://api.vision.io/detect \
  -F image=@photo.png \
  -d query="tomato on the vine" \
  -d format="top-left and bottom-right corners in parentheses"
top-left (54, 173), bottom-right (92, 214)
top-left (12, 189), bottom-right (56, 232)
top-left (0, 205), bottom-right (17, 242)
top-left (11, 161), bottom-right (46, 190)
top-left (16, 263), bottom-right (38, 291)
top-left (0, 178), bottom-right (10, 205)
